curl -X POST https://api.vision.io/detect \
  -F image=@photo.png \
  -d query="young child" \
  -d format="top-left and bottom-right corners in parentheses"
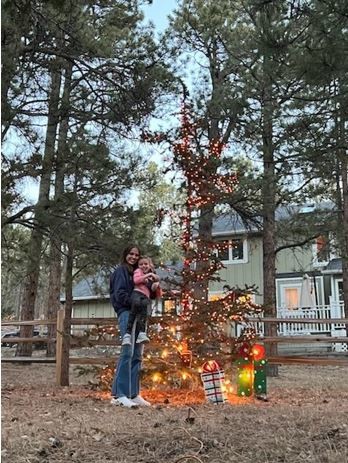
top-left (122, 256), bottom-right (160, 345)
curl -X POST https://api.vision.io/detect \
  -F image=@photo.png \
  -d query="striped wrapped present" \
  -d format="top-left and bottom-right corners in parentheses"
top-left (201, 360), bottom-right (226, 404)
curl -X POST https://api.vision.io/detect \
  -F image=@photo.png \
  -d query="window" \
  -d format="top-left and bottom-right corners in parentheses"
top-left (337, 281), bottom-right (343, 302)
top-left (316, 236), bottom-right (330, 263)
top-left (284, 288), bottom-right (299, 309)
top-left (209, 291), bottom-right (255, 303)
top-left (231, 240), bottom-right (244, 260)
top-left (209, 293), bottom-right (223, 302)
top-left (312, 234), bottom-right (336, 267)
top-left (277, 280), bottom-right (303, 309)
top-left (216, 243), bottom-right (229, 261)
top-left (215, 238), bottom-right (248, 263)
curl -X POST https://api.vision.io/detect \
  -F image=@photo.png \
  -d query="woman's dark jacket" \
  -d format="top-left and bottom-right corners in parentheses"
top-left (110, 265), bottom-right (134, 316)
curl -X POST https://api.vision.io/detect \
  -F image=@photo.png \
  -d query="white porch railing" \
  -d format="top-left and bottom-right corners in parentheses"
top-left (276, 305), bottom-right (335, 335)
top-left (236, 301), bottom-right (345, 338)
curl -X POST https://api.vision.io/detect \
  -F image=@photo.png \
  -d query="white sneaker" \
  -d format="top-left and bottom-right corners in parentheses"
top-left (110, 396), bottom-right (138, 408)
top-left (131, 395), bottom-right (151, 407)
top-left (136, 332), bottom-right (150, 344)
top-left (122, 334), bottom-right (131, 345)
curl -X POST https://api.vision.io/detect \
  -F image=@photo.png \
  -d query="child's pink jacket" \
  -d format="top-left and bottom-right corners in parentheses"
top-left (133, 268), bottom-right (151, 298)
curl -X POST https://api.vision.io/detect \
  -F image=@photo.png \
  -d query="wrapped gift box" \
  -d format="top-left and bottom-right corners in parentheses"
top-left (201, 361), bottom-right (226, 404)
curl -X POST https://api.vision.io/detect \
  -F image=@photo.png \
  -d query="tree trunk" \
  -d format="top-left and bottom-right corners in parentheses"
top-left (16, 62), bottom-right (62, 356)
top-left (341, 156), bottom-right (348, 330)
top-left (261, 53), bottom-right (278, 377)
top-left (60, 162), bottom-right (79, 384)
top-left (337, 92), bottom-right (348, 330)
top-left (195, 205), bottom-right (214, 303)
top-left (47, 62), bottom-right (73, 357)
top-left (60, 241), bottom-right (73, 386)
top-left (193, 52), bottom-right (221, 305)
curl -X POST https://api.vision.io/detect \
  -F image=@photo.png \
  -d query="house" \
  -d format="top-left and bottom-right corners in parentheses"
top-left (68, 204), bottom-right (345, 341)
top-left (208, 206), bottom-right (344, 310)
top-left (65, 273), bottom-right (111, 335)
top-left (67, 264), bottom-right (183, 331)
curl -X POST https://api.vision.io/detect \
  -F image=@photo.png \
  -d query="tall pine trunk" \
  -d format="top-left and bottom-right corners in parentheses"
top-left (16, 62), bottom-right (62, 356)
top-left (341, 156), bottom-right (348, 325)
top-left (194, 46), bottom-right (223, 305)
top-left (195, 205), bottom-right (214, 303)
top-left (46, 62), bottom-right (72, 357)
top-left (261, 53), bottom-right (278, 377)
top-left (337, 90), bottom-right (348, 329)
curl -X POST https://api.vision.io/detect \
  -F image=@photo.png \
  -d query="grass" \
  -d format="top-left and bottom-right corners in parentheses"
top-left (1, 363), bottom-right (348, 462)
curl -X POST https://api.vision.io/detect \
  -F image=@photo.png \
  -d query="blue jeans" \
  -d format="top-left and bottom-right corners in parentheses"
top-left (111, 310), bottom-right (144, 398)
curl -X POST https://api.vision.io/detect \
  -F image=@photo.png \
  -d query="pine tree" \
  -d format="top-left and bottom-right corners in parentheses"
top-left (289, 0), bottom-right (348, 317)
top-left (2, 0), bottom-right (173, 356)
top-left (167, 0), bottom-right (316, 375)
top-left (139, 99), bottom-right (260, 389)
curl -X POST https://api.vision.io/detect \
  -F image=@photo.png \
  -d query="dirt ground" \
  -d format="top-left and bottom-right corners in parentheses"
top-left (1, 362), bottom-right (348, 463)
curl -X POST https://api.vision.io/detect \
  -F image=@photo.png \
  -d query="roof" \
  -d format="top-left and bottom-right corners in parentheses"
top-left (322, 258), bottom-right (342, 274)
top-left (64, 263), bottom-right (183, 301)
top-left (61, 273), bottom-right (110, 301)
top-left (211, 214), bottom-right (259, 236)
top-left (210, 201), bottom-right (334, 236)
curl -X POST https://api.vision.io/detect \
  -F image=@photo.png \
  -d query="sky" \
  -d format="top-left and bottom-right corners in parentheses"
top-left (142, 0), bottom-right (177, 32)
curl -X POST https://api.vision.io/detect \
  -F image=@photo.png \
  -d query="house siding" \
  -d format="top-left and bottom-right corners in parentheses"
top-left (72, 300), bottom-right (113, 318)
top-left (276, 246), bottom-right (313, 273)
top-left (69, 234), bottom-right (340, 319)
top-left (209, 236), bottom-right (264, 304)
top-left (71, 300), bottom-right (114, 334)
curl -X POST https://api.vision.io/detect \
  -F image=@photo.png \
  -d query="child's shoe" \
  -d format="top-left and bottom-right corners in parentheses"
top-left (122, 334), bottom-right (131, 345)
top-left (136, 332), bottom-right (150, 344)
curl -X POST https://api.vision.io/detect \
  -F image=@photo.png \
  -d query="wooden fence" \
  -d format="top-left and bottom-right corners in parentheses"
top-left (2, 309), bottom-right (348, 386)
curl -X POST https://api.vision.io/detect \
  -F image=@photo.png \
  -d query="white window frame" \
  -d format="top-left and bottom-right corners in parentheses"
top-left (277, 279), bottom-right (303, 310)
top-left (215, 238), bottom-right (248, 264)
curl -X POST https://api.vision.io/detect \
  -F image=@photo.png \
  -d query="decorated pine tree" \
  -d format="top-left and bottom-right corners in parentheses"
top-left (141, 97), bottom-right (261, 390)
top-left (92, 96), bottom-right (262, 395)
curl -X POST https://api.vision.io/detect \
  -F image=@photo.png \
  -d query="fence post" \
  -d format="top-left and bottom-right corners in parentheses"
top-left (56, 308), bottom-right (65, 386)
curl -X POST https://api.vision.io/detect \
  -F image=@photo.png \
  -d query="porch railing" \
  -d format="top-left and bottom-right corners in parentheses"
top-left (235, 302), bottom-right (346, 340)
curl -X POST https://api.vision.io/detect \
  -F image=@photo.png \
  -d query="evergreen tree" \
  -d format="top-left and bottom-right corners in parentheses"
top-left (2, 0), bottom-right (173, 356)
top-left (168, 0), bottom-right (315, 375)
top-left (289, 0), bottom-right (348, 315)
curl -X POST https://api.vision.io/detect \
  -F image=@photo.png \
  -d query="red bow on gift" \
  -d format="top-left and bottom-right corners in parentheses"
top-left (238, 342), bottom-right (252, 358)
top-left (251, 343), bottom-right (266, 361)
top-left (202, 360), bottom-right (221, 373)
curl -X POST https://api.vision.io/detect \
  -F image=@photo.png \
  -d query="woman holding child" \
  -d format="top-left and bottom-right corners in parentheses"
top-left (109, 245), bottom-right (159, 408)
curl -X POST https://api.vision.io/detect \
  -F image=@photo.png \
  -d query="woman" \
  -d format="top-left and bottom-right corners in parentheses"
top-left (110, 245), bottom-right (151, 407)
